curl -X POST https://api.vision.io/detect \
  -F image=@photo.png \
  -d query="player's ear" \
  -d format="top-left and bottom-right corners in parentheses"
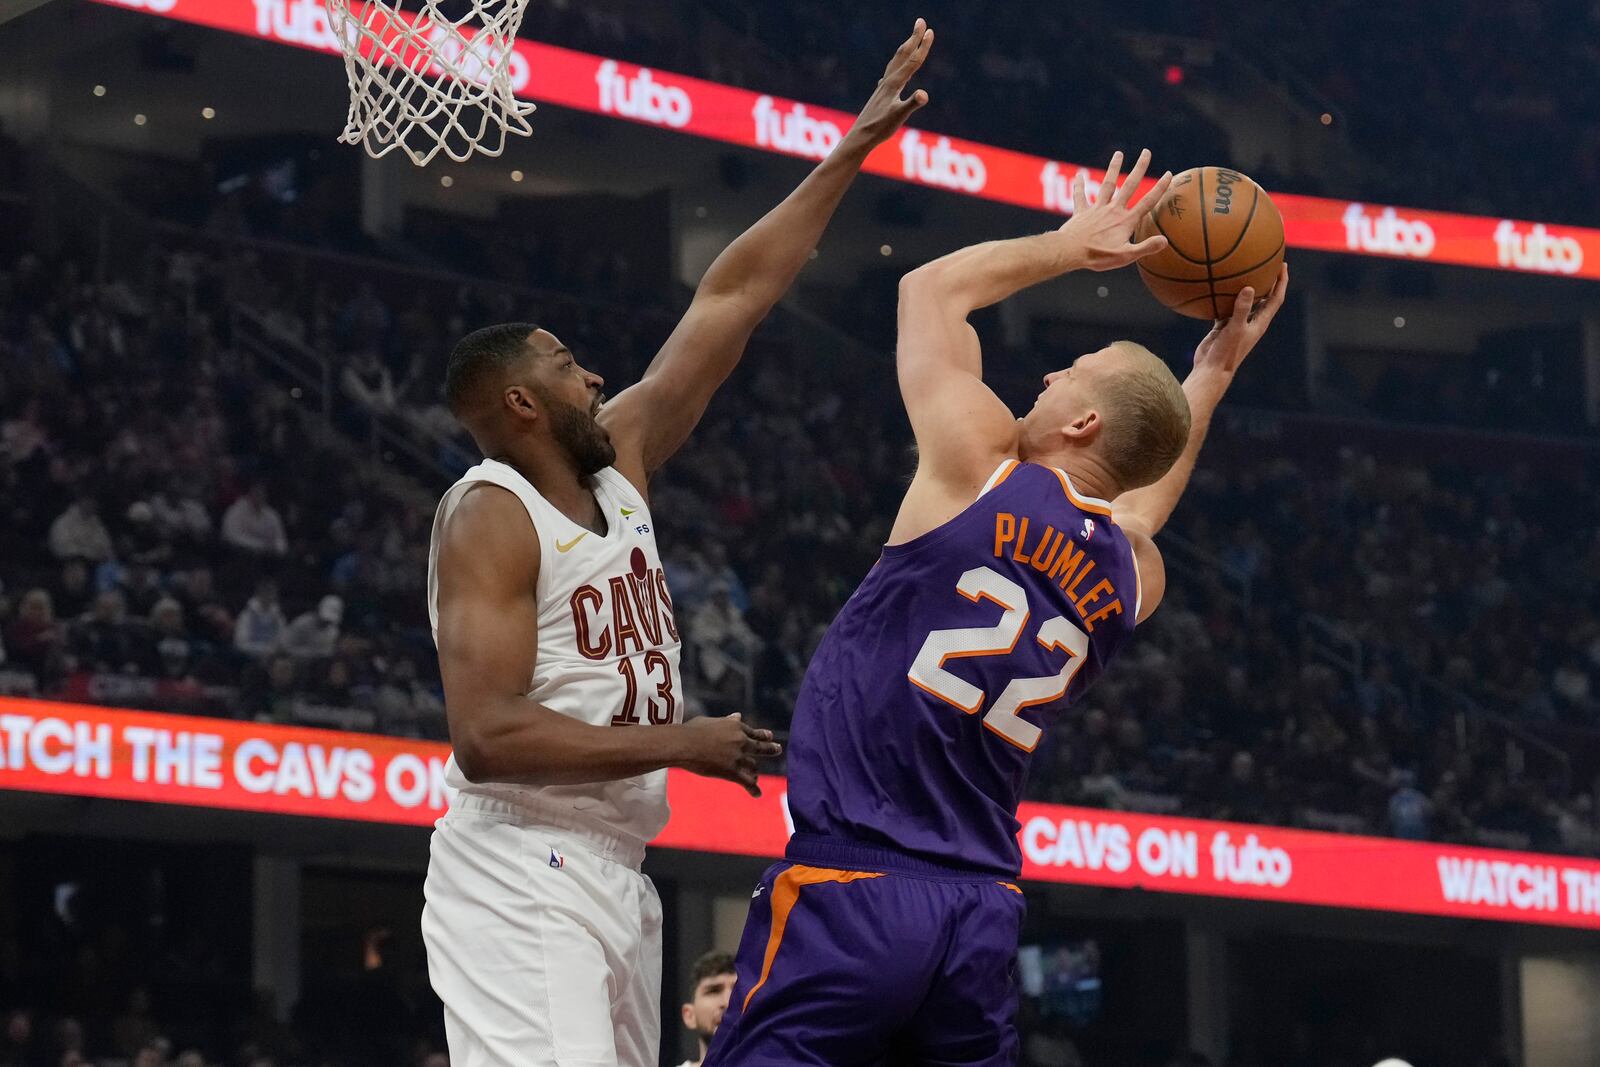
top-left (1061, 408), bottom-right (1101, 444)
top-left (680, 1002), bottom-right (696, 1029)
top-left (503, 384), bottom-right (541, 424)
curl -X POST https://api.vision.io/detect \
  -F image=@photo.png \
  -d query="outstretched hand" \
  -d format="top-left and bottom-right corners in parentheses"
top-left (1193, 262), bottom-right (1291, 375)
top-left (1058, 149), bottom-right (1173, 271)
top-left (844, 19), bottom-right (934, 149)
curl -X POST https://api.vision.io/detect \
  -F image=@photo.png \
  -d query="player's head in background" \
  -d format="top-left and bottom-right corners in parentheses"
top-left (444, 322), bottom-right (614, 476)
top-left (679, 950), bottom-right (737, 1063)
top-left (1017, 340), bottom-right (1189, 496)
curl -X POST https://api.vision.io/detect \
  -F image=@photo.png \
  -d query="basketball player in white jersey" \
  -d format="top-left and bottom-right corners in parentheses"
top-left (421, 22), bottom-right (935, 1067)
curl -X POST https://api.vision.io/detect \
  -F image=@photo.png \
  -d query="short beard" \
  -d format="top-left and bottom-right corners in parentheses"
top-left (538, 386), bottom-right (615, 476)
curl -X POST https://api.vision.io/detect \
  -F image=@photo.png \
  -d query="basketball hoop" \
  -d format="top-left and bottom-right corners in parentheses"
top-left (324, 0), bottom-right (537, 166)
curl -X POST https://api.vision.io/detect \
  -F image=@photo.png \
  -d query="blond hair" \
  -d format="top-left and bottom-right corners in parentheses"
top-left (1094, 341), bottom-right (1191, 491)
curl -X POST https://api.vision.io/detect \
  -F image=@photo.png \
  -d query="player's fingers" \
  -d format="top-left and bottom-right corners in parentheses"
top-left (1098, 151), bottom-right (1124, 203)
top-left (1126, 234), bottom-right (1169, 259)
top-left (1117, 149), bottom-right (1152, 206)
top-left (749, 740), bottom-right (784, 758)
top-left (1229, 287), bottom-right (1256, 326)
top-left (898, 88), bottom-right (930, 114)
top-left (907, 25), bottom-right (933, 70)
top-left (1262, 262), bottom-right (1290, 317)
top-left (742, 722), bottom-right (774, 739)
top-left (1128, 170), bottom-right (1173, 216)
top-left (1071, 171), bottom-right (1089, 216)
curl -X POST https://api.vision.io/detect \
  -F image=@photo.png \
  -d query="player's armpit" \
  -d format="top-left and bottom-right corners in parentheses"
top-left (1122, 526), bottom-right (1166, 625)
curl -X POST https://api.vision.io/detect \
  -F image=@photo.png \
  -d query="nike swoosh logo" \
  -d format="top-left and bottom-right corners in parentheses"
top-left (555, 533), bottom-right (589, 553)
top-left (620, 506), bottom-right (638, 517)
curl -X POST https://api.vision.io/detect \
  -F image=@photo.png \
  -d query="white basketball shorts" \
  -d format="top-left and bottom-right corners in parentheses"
top-left (421, 794), bottom-right (662, 1067)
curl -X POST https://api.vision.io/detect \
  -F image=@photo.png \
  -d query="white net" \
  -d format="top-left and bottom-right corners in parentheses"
top-left (324, 0), bottom-right (537, 166)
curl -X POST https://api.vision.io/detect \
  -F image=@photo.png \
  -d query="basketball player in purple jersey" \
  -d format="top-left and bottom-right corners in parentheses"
top-left (704, 150), bottom-right (1289, 1065)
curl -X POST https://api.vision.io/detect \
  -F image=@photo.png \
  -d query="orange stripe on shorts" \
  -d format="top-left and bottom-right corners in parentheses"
top-left (742, 865), bottom-right (883, 1011)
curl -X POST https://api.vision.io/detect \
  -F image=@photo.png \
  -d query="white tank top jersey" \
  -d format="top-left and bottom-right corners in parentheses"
top-left (426, 458), bottom-right (684, 848)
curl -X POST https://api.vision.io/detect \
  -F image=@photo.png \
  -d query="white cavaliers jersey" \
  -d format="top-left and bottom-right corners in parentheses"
top-left (426, 458), bottom-right (683, 847)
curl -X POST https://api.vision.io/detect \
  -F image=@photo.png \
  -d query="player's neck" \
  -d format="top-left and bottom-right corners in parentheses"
top-left (1043, 453), bottom-right (1119, 504)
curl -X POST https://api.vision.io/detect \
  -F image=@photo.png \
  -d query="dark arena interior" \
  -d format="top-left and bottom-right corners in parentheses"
top-left (2, 2), bottom-right (1600, 1066)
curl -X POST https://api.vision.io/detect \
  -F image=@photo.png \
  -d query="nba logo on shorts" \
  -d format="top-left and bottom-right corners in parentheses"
top-left (549, 850), bottom-right (565, 869)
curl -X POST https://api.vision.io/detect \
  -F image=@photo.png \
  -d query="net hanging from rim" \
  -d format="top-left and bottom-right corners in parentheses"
top-left (324, 0), bottom-right (537, 166)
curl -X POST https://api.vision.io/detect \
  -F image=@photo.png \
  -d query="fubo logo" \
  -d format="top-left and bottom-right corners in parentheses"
top-left (595, 61), bottom-right (692, 128)
top-left (899, 130), bottom-right (986, 193)
top-left (1039, 161), bottom-right (1096, 214)
top-left (252, 0), bottom-right (343, 50)
top-left (425, 29), bottom-right (530, 93)
top-left (104, 0), bottom-right (178, 11)
top-left (1494, 220), bottom-right (1583, 275)
top-left (752, 97), bottom-right (841, 160)
top-left (1342, 203), bottom-right (1436, 258)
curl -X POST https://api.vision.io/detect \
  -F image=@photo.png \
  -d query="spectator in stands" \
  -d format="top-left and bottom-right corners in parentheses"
top-left (110, 987), bottom-right (159, 1059)
top-left (342, 348), bottom-right (399, 417)
top-left (4, 590), bottom-right (64, 678)
top-left (72, 590), bottom-right (140, 674)
top-left (241, 655), bottom-right (300, 724)
top-left (688, 581), bottom-right (758, 714)
top-left (1, 1009), bottom-right (34, 1067)
top-left (47, 493), bottom-right (113, 563)
top-left (1387, 771), bottom-right (1434, 840)
top-left (281, 595), bottom-right (343, 661)
top-left (220, 484), bottom-right (289, 557)
top-left (51, 559), bottom-right (93, 621)
top-left (675, 950), bottom-right (736, 1067)
top-left (121, 502), bottom-right (173, 568)
top-left (234, 579), bottom-right (287, 659)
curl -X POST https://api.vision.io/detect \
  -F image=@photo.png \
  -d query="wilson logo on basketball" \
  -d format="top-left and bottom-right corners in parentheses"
top-left (1038, 162), bottom-right (1097, 215)
top-left (251, 0), bottom-right (341, 49)
top-left (752, 97), bottom-right (842, 160)
top-left (1211, 168), bottom-right (1245, 215)
top-left (595, 61), bottom-right (692, 128)
top-left (1341, 203), bottom-right (1436, 257)
top-left (1493, 220), bottom-right (1584, 275)
top-left (898, 130), bottom-right (986, 193)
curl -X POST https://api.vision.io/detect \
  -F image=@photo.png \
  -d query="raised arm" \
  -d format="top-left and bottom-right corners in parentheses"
top-left (600, 21), bottom-right (935, 486)
top-left (434, 485), bottom-right (781, 795)
top-left (890, 151), bottom-right (1172, 537)
top-left (1112, 263), bottom-right (1289, 545)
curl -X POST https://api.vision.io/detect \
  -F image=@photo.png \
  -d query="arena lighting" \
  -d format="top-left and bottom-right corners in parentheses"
top-left (439, 175), bottom-right (453, 187)
top-left (1163, 64), bottom-right (1184, 86)
top-left (879, 244), bottom-right (892, 256)
top-left (92, 84), bottom-right (106, 96)
top-left (99, 0), bottom-right (1600, 281)
top-left (132, 113), bottom-right (147, 126)
top-left (1394, 315), bottom-right (1406, 328)
top-left (1372, 1060), bottom-right (1415, 1067)
top-left (1096, 285), bottom-right (1109, 298)
top-left (201, 106), bottom-right (216, 119)
top-left (510, 169), bottom-right (523, 181)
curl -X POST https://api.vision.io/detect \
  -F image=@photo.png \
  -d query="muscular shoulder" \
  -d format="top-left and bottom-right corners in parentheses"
top-left (437, 483), bottom-right (541, 599)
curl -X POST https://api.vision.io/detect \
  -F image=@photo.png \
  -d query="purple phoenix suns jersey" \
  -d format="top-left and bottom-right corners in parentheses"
top-left (786, 460), bottom-right (1142, 877)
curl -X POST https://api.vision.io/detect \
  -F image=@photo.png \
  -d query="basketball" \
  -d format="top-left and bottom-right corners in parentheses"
top-left (1134, 166), bottom-right (1285, 319)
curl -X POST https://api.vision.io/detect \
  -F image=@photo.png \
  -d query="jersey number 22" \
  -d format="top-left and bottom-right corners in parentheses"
top-left (907, 565), bottom-right (1089, 751)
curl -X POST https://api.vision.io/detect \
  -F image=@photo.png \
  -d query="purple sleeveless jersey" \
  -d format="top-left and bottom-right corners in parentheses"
top-left (786, 460), bottom-right (1141, 877)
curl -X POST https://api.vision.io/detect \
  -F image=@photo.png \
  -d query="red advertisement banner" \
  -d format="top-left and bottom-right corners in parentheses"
top-left (90, 0), bottom-right (1600, 281)
top-left (5, 698), bottom-right (1600, 928)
